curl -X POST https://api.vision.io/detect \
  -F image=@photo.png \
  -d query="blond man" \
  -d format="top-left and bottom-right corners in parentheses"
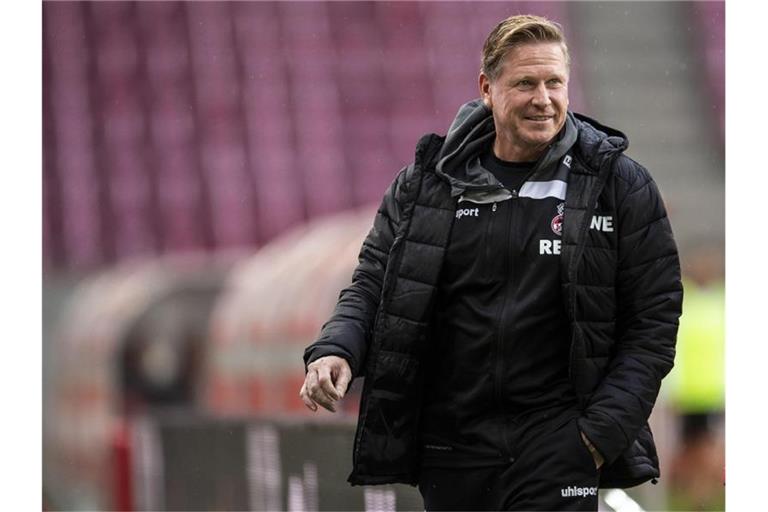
top-left (302, 14), bottom-right (681, 511)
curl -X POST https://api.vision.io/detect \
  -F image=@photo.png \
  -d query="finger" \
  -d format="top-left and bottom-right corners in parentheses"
top-left (334, 365), bottom-right (352, 398)
top-left (315, 396), bottom-right (337, 413)
top-left (299, 380), bottom-right (317, 411)
top-left (310, 384), bottom-right (336, 412)
top-left (306, 369), bottom-right (320, 400)
top-left (307, 369), bottom-right (336, 412)
top-left (299, 383), bottom-right (317, 411)
top-left (317, 364), bottom-right (341, 401)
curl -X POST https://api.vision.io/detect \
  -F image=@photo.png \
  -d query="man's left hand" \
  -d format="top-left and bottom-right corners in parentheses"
top-left (580, 431), bottom-right (605, 470)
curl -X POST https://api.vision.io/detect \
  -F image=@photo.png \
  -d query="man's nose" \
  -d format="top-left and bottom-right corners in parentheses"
top-left (531, 83), bottom-right (551, 107)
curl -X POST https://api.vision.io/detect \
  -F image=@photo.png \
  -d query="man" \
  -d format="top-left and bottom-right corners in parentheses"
top-left (300, 14), bottom-right (682, 511)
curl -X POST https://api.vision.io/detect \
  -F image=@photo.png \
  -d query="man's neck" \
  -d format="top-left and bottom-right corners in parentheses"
top-left (493, 137), bottom-right (550, 163)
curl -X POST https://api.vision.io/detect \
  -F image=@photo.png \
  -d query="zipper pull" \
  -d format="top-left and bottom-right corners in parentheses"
top-left (492, 202), bottom-right (497, 212)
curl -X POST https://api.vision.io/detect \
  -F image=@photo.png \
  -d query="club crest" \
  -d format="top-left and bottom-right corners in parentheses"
top-left (551, 202), bottom-right (565, 236)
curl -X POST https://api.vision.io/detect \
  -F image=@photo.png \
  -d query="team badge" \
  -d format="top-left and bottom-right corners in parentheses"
top-left (551, 202), bottom-right (564, 236)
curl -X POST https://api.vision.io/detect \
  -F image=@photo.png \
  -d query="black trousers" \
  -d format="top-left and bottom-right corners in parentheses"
top-left (418, 416), bottom-right (601, 511)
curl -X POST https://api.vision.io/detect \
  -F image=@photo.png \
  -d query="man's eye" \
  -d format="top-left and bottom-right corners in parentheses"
top-left (517, 80), bottom-right (532, 87)
top-left (547, 79), bottom-right (563, 86)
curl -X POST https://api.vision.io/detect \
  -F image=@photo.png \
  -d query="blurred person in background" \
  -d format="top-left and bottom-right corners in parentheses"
top-left (300, 14), bottom-right (682, 511)
top-left (667, 249), bottom-right (724, 511)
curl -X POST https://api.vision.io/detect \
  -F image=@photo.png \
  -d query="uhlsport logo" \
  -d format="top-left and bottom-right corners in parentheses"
top-left (551, 202), bottom-right (565, 236)
top-left (455, 207), bottom-right (479, 219)
top-left (560, 486), bottom-right (597, 498)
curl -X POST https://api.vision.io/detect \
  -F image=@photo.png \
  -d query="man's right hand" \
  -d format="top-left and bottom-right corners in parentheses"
top-left (299, 355), bottom-right (352, 413)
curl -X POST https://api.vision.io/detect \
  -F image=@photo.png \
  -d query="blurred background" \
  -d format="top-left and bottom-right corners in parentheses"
top-left (42, 1), bottom-right (724, 510)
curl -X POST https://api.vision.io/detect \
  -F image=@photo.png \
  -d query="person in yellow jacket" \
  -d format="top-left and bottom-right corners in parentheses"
top-left (666, 267), bottom-right (724, 511)
top-left (669, 279), bottom-right (724, 415)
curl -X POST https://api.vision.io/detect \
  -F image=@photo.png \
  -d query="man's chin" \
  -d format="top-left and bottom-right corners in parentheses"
top-left (520, 132), bottom-right (557, 147)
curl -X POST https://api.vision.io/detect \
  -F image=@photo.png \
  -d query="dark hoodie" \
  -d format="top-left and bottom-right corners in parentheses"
top-left (420, 99), bottom-right (582, 467)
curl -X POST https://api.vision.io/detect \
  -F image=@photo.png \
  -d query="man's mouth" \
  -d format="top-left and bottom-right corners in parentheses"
top-left (525, 115), bottom-right (553, 121)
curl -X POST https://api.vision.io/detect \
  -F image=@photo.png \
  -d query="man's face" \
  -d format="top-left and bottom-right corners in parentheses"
top-left (480, 42), bottom-right (569, 157)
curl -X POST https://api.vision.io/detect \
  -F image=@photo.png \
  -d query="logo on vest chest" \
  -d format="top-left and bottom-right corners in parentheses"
top-left (539, 239), bottom-right (562, 255)
top-left (540, 202), bottom-right (565, 255)
top-left (455, 207), bottom-right (479, 219)
top-left (590, 215), bottom-right (613, 232)
top-left (551, 202), bottom-right (565, 236)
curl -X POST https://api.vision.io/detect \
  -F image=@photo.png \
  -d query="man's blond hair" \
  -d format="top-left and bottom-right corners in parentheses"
top-left (481, 14), bottom-right (570, 81)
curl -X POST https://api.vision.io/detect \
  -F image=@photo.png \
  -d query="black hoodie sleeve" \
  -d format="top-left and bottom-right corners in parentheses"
top-left (577, 158), bottom-right (683, 465)
top-left (302, 166), bottom-right (410, 378)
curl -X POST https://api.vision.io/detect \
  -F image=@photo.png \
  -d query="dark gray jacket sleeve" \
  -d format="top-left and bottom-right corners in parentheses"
top-left (302, 167), bottom-right (409, 377)
top-left (578, 159), bottom-right (683, 465)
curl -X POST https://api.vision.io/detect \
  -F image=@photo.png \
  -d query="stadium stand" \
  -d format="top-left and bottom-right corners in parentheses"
top-left (691, 2), bottom-right (725, 142)
top-left (43, 1), bottom-right (586, 271)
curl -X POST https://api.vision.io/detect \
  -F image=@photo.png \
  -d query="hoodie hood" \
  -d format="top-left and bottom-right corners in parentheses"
top-left (570, 111), bottom-right (629, 169)
top-left (433, 99), bottom-right (624, 197)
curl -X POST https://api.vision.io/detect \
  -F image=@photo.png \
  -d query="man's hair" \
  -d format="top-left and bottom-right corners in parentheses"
top-left (481, 14), bottom-right (570, 81)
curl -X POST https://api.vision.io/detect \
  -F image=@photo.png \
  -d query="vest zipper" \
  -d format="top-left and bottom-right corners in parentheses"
top-left (483, 203), bottom-right (498, 280)
top-left (494, 194), bottom-right (517, 462)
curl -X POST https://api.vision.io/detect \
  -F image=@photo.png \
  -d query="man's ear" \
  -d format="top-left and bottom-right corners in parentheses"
top-left (478, 72), bottom-right (492, 108)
